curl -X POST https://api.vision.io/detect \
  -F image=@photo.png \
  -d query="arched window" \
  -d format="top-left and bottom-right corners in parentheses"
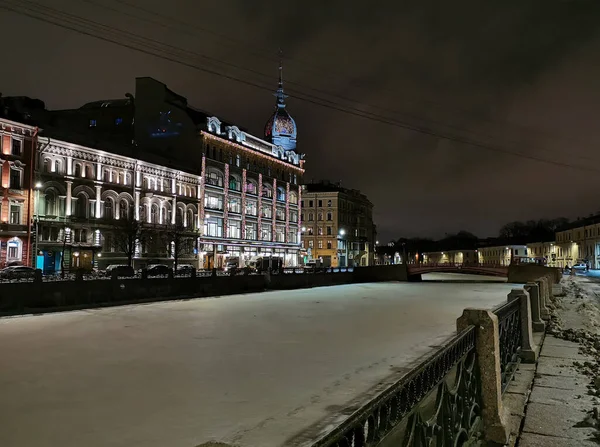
top-left (187, 210), bottom-right (194, 228)
top-left (103, 169), bottom-right (110, 182)
top-left (45, 190), bottom-right (56, 216)
top-left (142, 177), bottom-right (148, 189)
top-left (75, 194), bottom-right (87, 218)
top-left (104, 198), bottom-right (113, 219)
top-left (289, 192), bottom-right (298, 205)
top-left (229, 177), bottom-right (240, 191)
top-left (139, 205), bottom-right (146, 222)
top-left (43, 158), bottom-right (52, 173)
top-left (150, 204), bottom-right (159, 224)
top-left (85, 164), bottom-right (93, 179)
top-left (74, 163), bottom-right (82, 178)
top-left (207, 170), bottom-right (223, 187)
top-left (119, 200), bottom-right (128, 220)
top-left (277, 187), bottom-right (286, 202)
top-left (176, 208), bottom-right (184, 226)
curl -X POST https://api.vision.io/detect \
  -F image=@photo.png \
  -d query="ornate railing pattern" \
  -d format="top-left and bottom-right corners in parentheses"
top-left (493, 299), bottom-right (522, 393)
top-left (311, 326), bottom-right (482, 447)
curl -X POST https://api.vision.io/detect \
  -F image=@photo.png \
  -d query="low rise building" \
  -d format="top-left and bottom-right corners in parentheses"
top-left (477, 244), bottom-right (527, 266)
top-left (554, 216), bottom-right (600, 268)
top-left (526, 241), bottom-right (557, 266)
top-left (423, 249), bottom-right (477, 264)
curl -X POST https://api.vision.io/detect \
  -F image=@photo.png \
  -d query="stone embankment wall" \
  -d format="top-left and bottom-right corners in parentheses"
top-left (0, 265), bottom-right (409, 315)
top-left (507, 264), bottom-right (561, 284)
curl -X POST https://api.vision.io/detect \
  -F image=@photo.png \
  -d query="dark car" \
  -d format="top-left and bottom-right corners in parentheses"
top-left (105, 264), bottom-right (135, 277)
top-left (0, 265), bottom-right (37, 279)
top-left (176, 264), bottom-right (196, 274)
top-left (147, 264), bottom-right (171, 277)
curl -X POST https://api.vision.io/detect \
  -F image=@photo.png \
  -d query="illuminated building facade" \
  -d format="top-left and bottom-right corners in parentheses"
top-left (30, 75), bottom-right (303, 272)
top-left (0, 117), bottom-right (37, 267)
top-left (300, 182), bottom-right (376, 267)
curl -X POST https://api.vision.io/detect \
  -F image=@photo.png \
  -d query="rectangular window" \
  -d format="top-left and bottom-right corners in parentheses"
top-left (309, 200), bottom-right (313, 207)
top-left (308, 213), bottom-right (314, 221)
top-left (261, 205), bottom-right (272, 219)
top-left (318, 227), bottom-right (323, 236)
top-left (327, 199), bottom-right (332, 207)
top-left (327, 240), bottom-right (332, 249)
top-left (245, 222), bottom-right (257, 240)
top-left (205, 193), bottom-right (223, 211)
top-left (9, 169), bottom-right (21, 189)
top-left (318, 240), bottom-right (323, 249)
top-left (276, 207), bottom-right (285, 221)
top-left (227, 219), bottom-right (241, 238)
top-left (7, 244), bottom-right (18, 260)
top-left (318, 200), bottom-right (323, 207)
top-left (204, 217), bottom-right (223, 237)
top-left (228, 197), bottom-right (241, 214)
top-left (9, 204), bottom-right (20, 224)
top-left (326, 226), bottom-right (332, 235)
top-left (261, 224), bottom-right (272, 241)
top-left (245, 200), bottom-right (257, 216)
top-left (301, 200), bottom-right (305, 208)
top-left (11, 139), bottom-right (22, 156)
top-left (308, 240), bottom-right (314, 248)
top-left (276, 226), bottom-right (285, 242)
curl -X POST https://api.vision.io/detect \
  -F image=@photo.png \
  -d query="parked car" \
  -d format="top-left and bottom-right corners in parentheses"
top-left (176, 264), bottom-right (196, 274)
top-left (572, 263), bottom-right (587, 271)
top-left (146, 264), bottom-right (171, 277)
top-left (105, 264), bottom-right (135, 277)
top-left (0, 266), bottom-right (37, 279)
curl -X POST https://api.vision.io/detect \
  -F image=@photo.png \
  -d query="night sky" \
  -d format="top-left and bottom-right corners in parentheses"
top-left (2, 0), bottom-right (600, 241)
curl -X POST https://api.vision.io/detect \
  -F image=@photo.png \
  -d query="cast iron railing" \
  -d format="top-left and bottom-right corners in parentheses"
top-left (493, 299), bottom-right (522, 393)
top-left (310, 326), bottom-right (482, 447)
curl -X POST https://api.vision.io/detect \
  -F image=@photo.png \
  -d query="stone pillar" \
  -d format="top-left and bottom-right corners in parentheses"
top-left (134, 191), bottom-right (140, 221)
top-left (95, 185), bottom-right (102, 218)
top-left (136, 169), bottom-right (141, 188)
top-left (66, 157), bottom-right (73, 176)
top-left (507, 289), bottom-right (539, 362)
top-left (171, 196), bottom-right (177, 225)
top-left (536, 277), bottom-right (551, 320)
top-left (524, 282), bottom-right (545, 332)
top-left (65, 181), bottom-right (72, 216)
top-left (96, 162), bottom-right (102, 181)
top-left (457, 309), bottom-right (508, 446)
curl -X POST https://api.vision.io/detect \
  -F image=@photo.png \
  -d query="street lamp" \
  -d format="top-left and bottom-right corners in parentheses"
top-left (338, 229), bottom-right (348, 267)
top-left (33, 182), bottom-right (43, 269)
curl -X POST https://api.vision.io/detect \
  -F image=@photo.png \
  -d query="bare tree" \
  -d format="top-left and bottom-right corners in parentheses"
top-left (112, 219), bottom-right (146, 267)
top-left (162, 221), bottom-right (196, 271)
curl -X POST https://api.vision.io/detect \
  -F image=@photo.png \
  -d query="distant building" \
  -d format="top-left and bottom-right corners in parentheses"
top-left (300, 181), bottom-right (376, 267)
top-left (526, 241), bottom-right (557, 267)
top-left (27, 72), bottom-right (304, 273)
top-left (423, 249), bottom-right (477, 264)
top-left (554, 215), bottom-right (600, 268)
top-left (477, 244), bottom-right (527, 266)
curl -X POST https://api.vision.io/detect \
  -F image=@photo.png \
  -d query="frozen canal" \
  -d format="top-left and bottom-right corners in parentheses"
top-left (0, 274), bottom-right (518, 447)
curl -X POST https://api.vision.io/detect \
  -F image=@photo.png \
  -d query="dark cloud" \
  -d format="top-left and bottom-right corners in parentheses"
top-left (2, 0), bottom-right (600, 241)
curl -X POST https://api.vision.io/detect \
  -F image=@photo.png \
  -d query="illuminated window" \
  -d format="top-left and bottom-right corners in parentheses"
top-left (9, 204), bottom-right (21, 224)
top-left (89, 119), bottom-right (97, 127)
top-left (115, 118), bottom-right (123, 125)
top-left (327, 240), bottom-right (332, 249)
top-left (318, 240), bottom-right (323, 249)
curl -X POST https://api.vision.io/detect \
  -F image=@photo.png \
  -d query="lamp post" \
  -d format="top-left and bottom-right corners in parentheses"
top-left (338, 229), bottom-right (348, 267)
top-left (33, 181), bottom-right (42, 269)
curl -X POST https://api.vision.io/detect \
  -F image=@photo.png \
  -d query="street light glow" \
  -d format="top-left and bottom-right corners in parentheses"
top-left (35, 182), bottom-right (42, 189)
top-left (339, 229), bottom-right (346, 236)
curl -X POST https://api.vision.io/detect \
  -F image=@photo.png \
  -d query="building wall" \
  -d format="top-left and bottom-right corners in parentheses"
top-left (0, 118), bottom-right (37, 267)
top-left (526, 241), bottom-right (558, 266)
top-left (300, 187), bottom-right (375, 267)
top-left (477, 245), bottom-right (526, 266)
top-left (423, 250), bottom-right (477, 264)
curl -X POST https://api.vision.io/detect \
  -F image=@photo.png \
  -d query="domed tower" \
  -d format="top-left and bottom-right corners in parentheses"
top-left (264, 62), bottom-right (297, 151)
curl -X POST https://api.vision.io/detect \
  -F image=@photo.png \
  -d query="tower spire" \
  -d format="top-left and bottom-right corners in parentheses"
top-left (276, 49), bottom-right (287, 108)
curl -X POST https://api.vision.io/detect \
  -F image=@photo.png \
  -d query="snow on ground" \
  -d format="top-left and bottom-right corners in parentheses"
top-left (0, 275), bottom-right (518, 447)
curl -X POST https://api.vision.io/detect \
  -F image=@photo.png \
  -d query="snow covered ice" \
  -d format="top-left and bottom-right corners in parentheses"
top-left (0, 274), bottom-right (516, 447)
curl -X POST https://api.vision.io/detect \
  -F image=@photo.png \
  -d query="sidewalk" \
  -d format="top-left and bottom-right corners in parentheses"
top-left (518, 335), bottom-right (599, 446)
top-left (516, 278), bottom-right (600, 446)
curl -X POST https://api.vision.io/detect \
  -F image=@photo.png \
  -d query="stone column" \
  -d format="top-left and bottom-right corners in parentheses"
top-left (456, 309), bottom-right (508, 445)
top-left (66, 157), bottom-right (73, 176)
top-left (524, 282), bottom-right (545, 332)
top-left (536, 277), bottom-right (551, 320)
top-left (95, 185), bottom-right (102, 218)
top-left (136, 169), bottom-right (141, 188)
top-left (507, 289), bottom-right (539, 362)
top-left (134, 191), bottom-right (140, 221)
top-left (171, 196), bottom-right (177, 225)
top-left (65, 181), bottom-right (72, 216)
top-left (96, 162), bottom-right (102, 181)
top-left (457, 309), bottom-right (508, 446)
